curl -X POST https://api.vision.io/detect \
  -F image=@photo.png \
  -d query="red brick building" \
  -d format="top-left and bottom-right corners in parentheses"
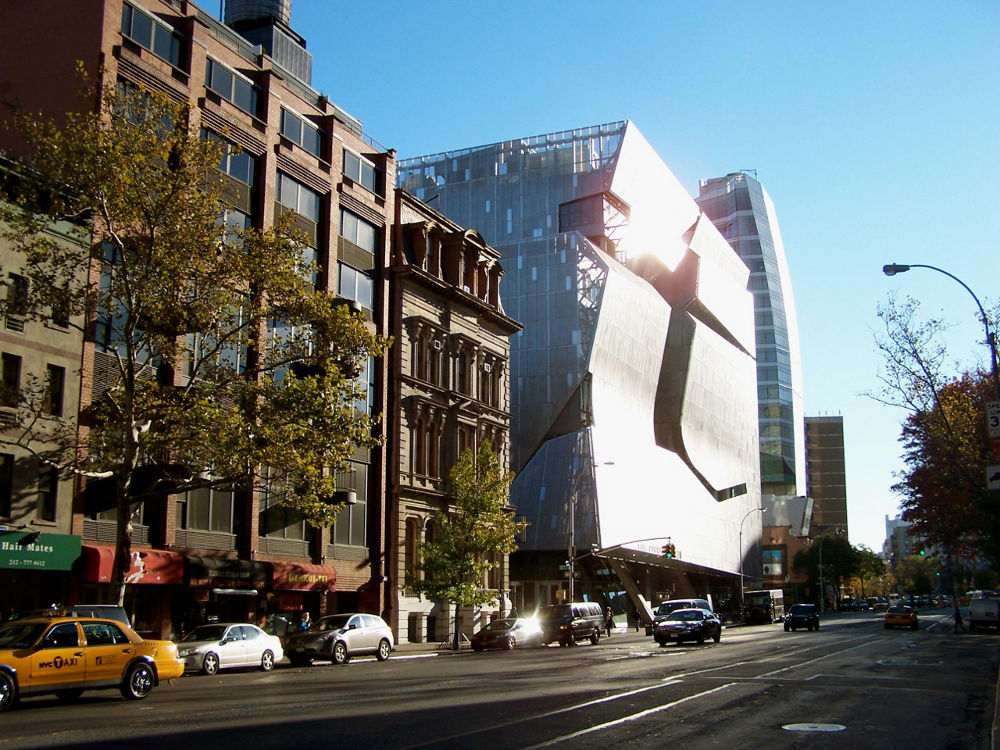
top-left (0, 0), bottom-right (394, 638)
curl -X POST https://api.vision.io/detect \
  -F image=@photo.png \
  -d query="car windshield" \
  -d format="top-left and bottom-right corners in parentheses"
top-left (789, 605), bottom-right (814, 615)
top-left (887, 606), bottom-right (909, 613)
top-left (667, 610), bottom-right (703, 622)
top-left (183, 625), bottom-right (228, 642)
top-left (0, 621), bottom-right (47, 649)
top-left (313, 615), bottom-right (350, 631)
top-left (484, 619), bottom-right (516, 632)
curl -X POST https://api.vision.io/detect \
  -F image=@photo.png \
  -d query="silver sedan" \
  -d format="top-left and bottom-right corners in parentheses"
top-left (177, 623), bottom-right (283, 675)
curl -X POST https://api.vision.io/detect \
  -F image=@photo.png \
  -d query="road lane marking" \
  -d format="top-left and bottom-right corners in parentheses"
top-left (399, 681), bottom-right (683, 749)
top-left (520, 683), bottom-right (737, 749)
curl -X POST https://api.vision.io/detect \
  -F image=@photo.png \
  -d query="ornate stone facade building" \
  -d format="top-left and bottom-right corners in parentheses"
top-left (387, 190), bottom-right (520, 643)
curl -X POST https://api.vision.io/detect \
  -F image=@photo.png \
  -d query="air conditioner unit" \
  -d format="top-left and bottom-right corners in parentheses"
top-left (432, 340), bottom-right (443, 351)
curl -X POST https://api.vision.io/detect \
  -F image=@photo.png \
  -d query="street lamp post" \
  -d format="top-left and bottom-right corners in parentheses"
top-left (567, 460), bottom-right (614, 602)
top-left (882, 263), bottom-right (1000, 401)
top-left (739, 507), bottom-right (764, 616)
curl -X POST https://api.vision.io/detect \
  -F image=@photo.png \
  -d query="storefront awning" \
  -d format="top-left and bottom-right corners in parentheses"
top-left (186, 556), bottom-right (267, 589)
top-left (268, 561), bottom-right (337, 592)
top-left (81, 544), bottom-right (184, 584)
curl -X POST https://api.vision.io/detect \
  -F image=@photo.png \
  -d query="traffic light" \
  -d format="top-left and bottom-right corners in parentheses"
top-left (917, 543), bottom-right (926, 556)
top-left (662, 543), bottom-right (675, 559)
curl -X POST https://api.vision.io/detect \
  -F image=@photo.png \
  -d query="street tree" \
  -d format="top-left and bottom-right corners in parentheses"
top-left (792, 535), bottom-right (860, 607)
top-left (895, 553), bottom-right (941, 596)
top-left (0, 74), bottom-right (390, 605)
top-left (849, 545), bottom-right (886, 601)
top-left (408, 442), bottom-right (520, 650)
top-left (871, 293), bottom-right (1000, 566)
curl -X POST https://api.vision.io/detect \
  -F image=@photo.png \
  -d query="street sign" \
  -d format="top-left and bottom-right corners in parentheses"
top-left (989, 401), bottom-right (1000, 438)
top-left (988, 465), bottom-right (1000, 491)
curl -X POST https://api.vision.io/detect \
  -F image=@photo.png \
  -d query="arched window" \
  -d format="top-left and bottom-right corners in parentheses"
top-left (405, 517), bottom-right (420, 584)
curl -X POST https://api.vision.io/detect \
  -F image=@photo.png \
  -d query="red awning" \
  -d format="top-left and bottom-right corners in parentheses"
top-left (81, 545), bottom-right (184, 585)
top-left (268, 561), bottom-right (337, 592)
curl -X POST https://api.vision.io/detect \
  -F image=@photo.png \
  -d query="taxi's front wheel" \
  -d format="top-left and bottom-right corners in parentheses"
top-left (121, 662), bottom-right (155, 700)
top-left (0, 672), bottom-right (16, 712)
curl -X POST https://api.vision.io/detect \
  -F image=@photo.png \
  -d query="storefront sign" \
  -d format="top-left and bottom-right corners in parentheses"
top-left (186, 556), bottom-right (267, 589)
top-left (0, 532), bottom-right (81, 570)
top-left (269, 561), bottom-right (337, 592)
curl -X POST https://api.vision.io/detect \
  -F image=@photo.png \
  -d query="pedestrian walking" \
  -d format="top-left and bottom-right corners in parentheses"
top-left (953, 604), bottom-right (966, 633)
top-left (605, 607), bottom-right (614, 637)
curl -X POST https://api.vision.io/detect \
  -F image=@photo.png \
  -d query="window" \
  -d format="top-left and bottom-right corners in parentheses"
top-left (50, 287), bottom-right (70, 328)
top-left (281, 108), bottom-right (324, 159)
top-left (37, 467), bottom-right (57, 522)
top-left (0, 454), bottom-right (12, 517)
top-left (1, 353), bottom-right (21, 406)
top-left (83, 621), bottom-right (129, 646)
top-left (205, 58), bottom-right (259, 117)
top-left (46, 364), bottom-right (65, 417)
top-left (6, 273), bottom-right (28, 332)
top-left (339, 209), bottom-right (376, 252)
top-left (258, 468), bottom-right (306, 540)
top-left (337, 262), bottom-right (374, 310)
top-left (331, 462), bottom-right (366, 547)
top-left (356, 356), bottom-right (375, 414)
top-left (343, 149), bottom-right (377, 192)
top-left (277, 172), bottom-right (321, 223)
top-left (203, 130), bottom-right (257, 186)
top-left (404, 517), bottom-right (419, 584)
top-left (121, 1), bottom-right (184, 68)
top-left (176, 487), bottom-right (234, 533)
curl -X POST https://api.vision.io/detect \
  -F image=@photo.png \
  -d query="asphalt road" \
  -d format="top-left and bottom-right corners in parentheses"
top-left (2, 611), bottom-right (996, 750)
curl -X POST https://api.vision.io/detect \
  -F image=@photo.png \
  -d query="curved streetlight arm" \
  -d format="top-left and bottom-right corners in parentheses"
top-left (883, 262), bottom-right (1000, 400)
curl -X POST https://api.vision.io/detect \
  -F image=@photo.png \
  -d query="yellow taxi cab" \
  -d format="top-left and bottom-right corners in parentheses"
top-left (883, 605), bottom-right (919, 630)
top-left (0, 616), bottom-right (184, 711)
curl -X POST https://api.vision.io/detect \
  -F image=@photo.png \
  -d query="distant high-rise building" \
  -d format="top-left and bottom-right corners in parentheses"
top-left (399, 121), bottom-right (761, 619)
top-left (697, 173), bottom-right (805, 497)
top-left (805, 416), bottom-right (848, 537)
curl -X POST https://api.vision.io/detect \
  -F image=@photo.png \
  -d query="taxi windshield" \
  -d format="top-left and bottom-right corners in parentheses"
top-left (0, 621), bottom-right (47, 649)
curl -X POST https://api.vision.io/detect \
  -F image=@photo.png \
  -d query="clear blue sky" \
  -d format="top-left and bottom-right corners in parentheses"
top-left (287, 0), bottom-right (999, 551)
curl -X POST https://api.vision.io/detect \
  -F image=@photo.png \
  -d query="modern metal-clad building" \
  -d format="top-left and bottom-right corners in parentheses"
top-left (696, 172), bottom-right (806, 497)
top-left (399, 122), bottom-right (761, 620)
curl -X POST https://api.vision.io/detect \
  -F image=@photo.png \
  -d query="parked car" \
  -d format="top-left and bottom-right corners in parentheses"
top-left (0, 616), bottom-right (183, 712)
top-left (470, 617), bottom-right (543, 651)
top-left (653, 608), bottom-right (721, 646)
top-left (537, 602), bottom-right (604, 646)
top-left (784, 603), bottom-right (820, 632)
top-left (883, 605), bottom-right (919, 630)
top-left (284, 613), bottom-right (394, 665)
top-left (177, 623), bottom-right (283, 674)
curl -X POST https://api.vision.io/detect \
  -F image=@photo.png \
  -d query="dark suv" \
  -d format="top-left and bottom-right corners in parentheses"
top-left (653, 608), bottom-right (721, 646)
top-left (784, 603), bottom-right (820, 632)
top-left (538, 602), bottom-right (604, 646)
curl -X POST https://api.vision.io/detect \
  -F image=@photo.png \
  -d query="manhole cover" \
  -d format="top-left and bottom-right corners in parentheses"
top-left (782, 723), bottom-right (847, 733)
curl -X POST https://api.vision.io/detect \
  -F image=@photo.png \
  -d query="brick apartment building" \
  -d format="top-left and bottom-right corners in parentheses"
top-left (0, 0), bottom-right (396, 638)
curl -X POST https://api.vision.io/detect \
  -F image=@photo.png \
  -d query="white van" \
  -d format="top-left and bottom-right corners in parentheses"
top-left (969, 598), bottom-right (1000, 630)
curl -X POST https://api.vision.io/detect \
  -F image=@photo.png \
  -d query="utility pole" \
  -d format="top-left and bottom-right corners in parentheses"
top-left (568, 492), bottom-right (576, 601)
